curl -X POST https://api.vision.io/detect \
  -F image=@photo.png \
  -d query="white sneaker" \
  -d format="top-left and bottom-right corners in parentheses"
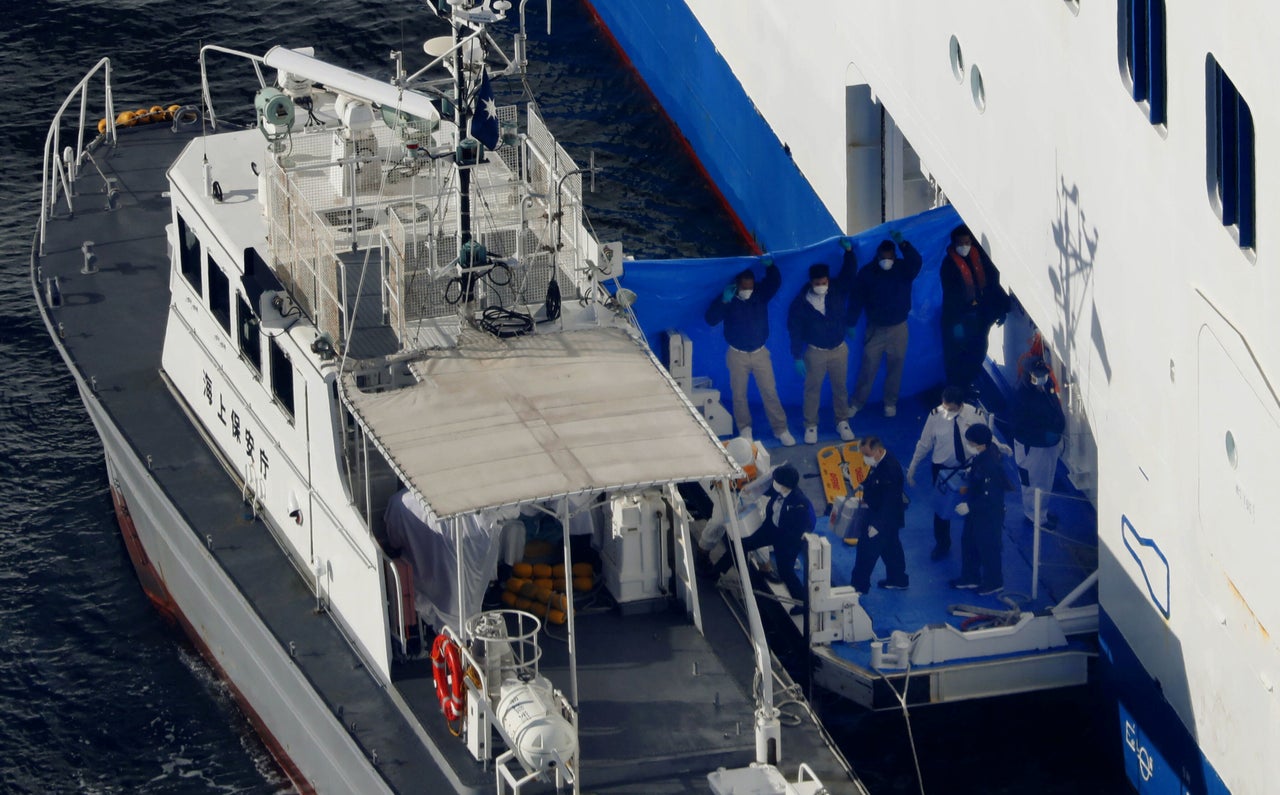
top-left (848, 402), bottom-right (860, 417)
top-left (740, 426), bottom-right (753, 442)
top-left (804, 426), bottom-right (818, 445)
top-left (836, 420), bottom-right (855, 441)
top-left (884, 405), bottom-right (897, 418)
top-left (777, 430), bottom-right (797, 447)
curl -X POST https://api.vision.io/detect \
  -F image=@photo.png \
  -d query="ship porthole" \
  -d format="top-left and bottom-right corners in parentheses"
top-left (1225, 430), bottom-right (1238, 469)
top-left (970, 65), bottom-right (986, 113)
top-left (949, 36), bottom-right (964, 82)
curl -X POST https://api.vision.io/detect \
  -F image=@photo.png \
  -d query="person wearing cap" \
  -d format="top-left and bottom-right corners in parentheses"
top-left (706, 463), bottom-right (814, 611)
top-left (905, 385), bottom-right (1006, 560)
top-left (787, 241), bottom-right (860, 444)
top-left (848, 231), bottom-right (923, 419)
top-left (849, 436), bottom-right (908, 593)
top-left (951, 423), bottom-right (1009, 596)
top-left (705, 257), bottom-right (795, 446)
top-left (1012, 358), bottom-right (1066, 528)
top-left (939, 224), bottom-right (1011, 392)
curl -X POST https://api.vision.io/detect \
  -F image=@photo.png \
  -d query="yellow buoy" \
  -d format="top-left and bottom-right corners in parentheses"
top-left (571, 562), bottom-right (594, 578)
top-left (97, 119), bottom-right (107, 135)
top-left (551, 563), bottom-right (566, 578)
top-left (515, 597), bottom-right (533, 610)
top-left (547, 608), bottom-right (566, 625)
top-left (505, 577), bottom-right (529, 593)
top-left (532, 563), bottom-right (553, 579)
top-left (533, 577), bottom-right (553, 592)
top-left (529, 602), bottom-right (548, 617)
top-left (512, 562), bottom-right (533, 579)
top-left (534, 586), bottom-right (553, 603)
top-left (501, 591), bottom-right (519, 607)
top-left (115, 111), bottom-right (136, 128)
top-left (572, 576), bottom-right (593, 593)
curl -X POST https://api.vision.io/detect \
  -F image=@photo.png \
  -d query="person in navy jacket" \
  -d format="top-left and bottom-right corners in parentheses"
top-left (705, 258), bottom-right (795, 445)
top-left (708, 464), bottom-right (814, 610)
top-left (848, 232), bottom-right (923, 418)
top-left (939, 225), bottom-right (1010, 392)
top-left (788, 243), bottom-right (860, 444)
top-left (850, 436), bottom-right (909, 593)
top-left (1012, 358), bottom-right (1065, 527)
top-left (952, 423), bottom-right (1008, 595)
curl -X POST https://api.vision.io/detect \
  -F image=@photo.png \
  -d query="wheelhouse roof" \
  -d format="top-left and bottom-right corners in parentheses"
top-left (340, 327), bottom-right (740, 519)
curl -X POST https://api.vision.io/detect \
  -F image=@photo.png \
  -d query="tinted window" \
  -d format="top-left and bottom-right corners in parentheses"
top-left (207, 254), bottom-right (231, 334)
top-left (269, 337), bottom-right (295, 419)
top-left (238, 295), bottom-right (261, 374)
top-left (178, 215), bottom-right (202, 296)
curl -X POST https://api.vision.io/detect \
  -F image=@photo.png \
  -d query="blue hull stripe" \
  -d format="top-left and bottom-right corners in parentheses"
top-left (1100, 610), bottom-right (1229, 794)
top-left (584, 0), bottom-right (840, 251)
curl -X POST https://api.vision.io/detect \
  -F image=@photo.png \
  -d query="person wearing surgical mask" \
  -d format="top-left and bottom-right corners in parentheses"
top-left (1012, 357), bottom-right (1066, 528)
top-left (950, 423), bottom-right (1009, 596)
top-left (847, 231), bottom-right (923, 419)
top-left (905, 386), bottom-right (1010, 559)
top-left (788, 246), bottom-right (861, 445)
top-left (849, 436), bottom-right (908, 593)
top-left (705, 257), bottom-right (796, 446)
top-left (938, 224), bottom-right (1011, 392)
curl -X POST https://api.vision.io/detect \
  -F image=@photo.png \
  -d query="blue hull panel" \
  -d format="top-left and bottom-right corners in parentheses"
top-left (1100, 611), bottom-right (1229, 794)
top-left (584, 0), bottom-right (840, 251)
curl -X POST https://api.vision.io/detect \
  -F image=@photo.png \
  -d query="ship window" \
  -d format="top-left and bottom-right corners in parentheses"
top-left (1207, 57), bottom-right (1255, 250)
top-left (207, 254), bottom-right (231, 334)
top-left (237, 294), bottom-right (261, 375)
top-left (177, 215), bottom-right (202, 296)
top-left (1122, 0), bottom-right (1166, 125)
top-left (269, 338), bottom-right (295, 419)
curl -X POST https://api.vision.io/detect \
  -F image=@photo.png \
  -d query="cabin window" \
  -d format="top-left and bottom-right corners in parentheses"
top-left (269, 337), bottom-right (295, 419)
top-left (1207, 57), bottom-right (1255, 250)
top-left (238, 294), bottom-right (262, 374)
top-left (1122, 0), bottom-right (1166, 125)
top-left (207, 254), bottom-right (231, 334)
top-left (177, 215), bottom-right (202, 296)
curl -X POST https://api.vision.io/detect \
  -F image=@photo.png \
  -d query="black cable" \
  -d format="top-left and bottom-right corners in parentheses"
top-left (477, 306), bottom-right (533, 338)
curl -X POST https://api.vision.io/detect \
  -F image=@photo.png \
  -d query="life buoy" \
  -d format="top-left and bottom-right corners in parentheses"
top-left (430, 634), bottom-right (465, 722)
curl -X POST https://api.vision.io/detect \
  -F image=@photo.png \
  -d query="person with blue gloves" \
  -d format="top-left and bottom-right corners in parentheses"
top-left (939, 225), bottom-right (1010, 393)
top-left (848, 231), bottom-right (922, 419)
top-left (705, 258), bottom-right (795, 446)
top-left (787, 240), bottom-right (859, 444)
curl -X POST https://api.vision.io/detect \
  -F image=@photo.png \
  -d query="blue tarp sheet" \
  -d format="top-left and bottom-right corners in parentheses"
top-left (617, 205), bottom-right (963, 415)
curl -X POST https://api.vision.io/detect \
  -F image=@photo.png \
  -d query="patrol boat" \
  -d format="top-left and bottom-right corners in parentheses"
top-left (583, 2), bottom-right (1279, 792)
top-left (30, 1), bottom-right (861, 792)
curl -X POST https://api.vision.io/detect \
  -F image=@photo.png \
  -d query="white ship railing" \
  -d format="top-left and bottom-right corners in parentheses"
top-left (39, 58), bottom-right (116, 256)
top-left (1028, 487), bottom-right (1097, 603)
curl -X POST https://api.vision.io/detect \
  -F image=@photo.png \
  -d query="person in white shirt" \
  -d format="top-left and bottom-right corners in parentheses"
top-left (905, 385), bottom-right (1008, 559)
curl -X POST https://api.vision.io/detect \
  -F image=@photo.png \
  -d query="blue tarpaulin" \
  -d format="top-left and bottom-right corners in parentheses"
top-left (616, 205), bottom-right (963, 419)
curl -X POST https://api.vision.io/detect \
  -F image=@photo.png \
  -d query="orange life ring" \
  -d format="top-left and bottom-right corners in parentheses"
top-left (430, 635), bottom-right (465, 721)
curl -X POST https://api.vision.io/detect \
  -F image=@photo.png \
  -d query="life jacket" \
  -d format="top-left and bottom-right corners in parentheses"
top-left (949, 247), bottom-right (988, 306)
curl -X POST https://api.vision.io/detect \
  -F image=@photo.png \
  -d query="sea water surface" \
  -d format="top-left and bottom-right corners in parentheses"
top-left (0, 1), bottom-right (1125, 792)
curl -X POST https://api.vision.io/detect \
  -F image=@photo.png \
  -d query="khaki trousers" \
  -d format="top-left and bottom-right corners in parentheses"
top-left (802, 342), bottom-right (850, 427)
top-left (726, 346), bottom-right (788, 434)
top-left (850, 321), bottom-right (909, 410)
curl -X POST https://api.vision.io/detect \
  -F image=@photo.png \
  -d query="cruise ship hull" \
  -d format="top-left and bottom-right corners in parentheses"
top-left (585, 2), bottom-right (1278, 793)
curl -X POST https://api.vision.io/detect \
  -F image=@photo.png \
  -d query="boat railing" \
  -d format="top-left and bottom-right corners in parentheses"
top-left (380, 548), bottom-right (413, 658)
top-left (1029, 486), bottom-right (1097, 604)
top-left (39, 57), bottom-right (115, 256)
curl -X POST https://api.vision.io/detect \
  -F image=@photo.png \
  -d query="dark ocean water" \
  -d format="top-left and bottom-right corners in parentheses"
top-left (0, 1), bottom-right (1126, 793)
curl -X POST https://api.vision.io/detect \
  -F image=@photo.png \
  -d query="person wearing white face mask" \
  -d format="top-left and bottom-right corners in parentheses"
top-left (787, 245), bottom-right (860, 445)
top-left (1011, 357), bottom-right (1065, 528)
top-left (847, 230), bottom-right (922, 419)
top-left (905, 385), bottom-right (1009, 559)
top-left (705, 257), bottom-right (796, 446)
top-left (939, 224), bottom-right (1011, 392)
top-left (849, 436), bottom-right (908, 593)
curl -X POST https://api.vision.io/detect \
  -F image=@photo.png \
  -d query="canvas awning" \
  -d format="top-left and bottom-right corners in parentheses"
top-left (341, 328), bottom-right (740, 519)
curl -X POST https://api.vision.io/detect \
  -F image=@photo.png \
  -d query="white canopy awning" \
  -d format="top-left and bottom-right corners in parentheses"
top-left (341, 328), bottom-right (740, 519)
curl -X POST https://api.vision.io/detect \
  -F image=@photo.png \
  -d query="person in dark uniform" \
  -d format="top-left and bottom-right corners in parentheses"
top-left (951, 424), bottom-right (1008, 595)
top-left (708, 464), bottom-right (815, 612)
top-left (939, 225), bottom-right (1010, 392)
top-left (849, 436), bottom-right (908, 593)
top-left (1012, 358), bottom-right (1066, 527)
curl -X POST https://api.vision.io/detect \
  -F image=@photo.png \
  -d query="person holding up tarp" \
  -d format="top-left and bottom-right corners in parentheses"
top-left (788, 242), bottom-right (860, 445)
top-left (705, 257), bottom-right (796, 446)
top-left (848, 231), bottom-right (923, 419)
top-left (939, 225), bottom-right (1010, 392)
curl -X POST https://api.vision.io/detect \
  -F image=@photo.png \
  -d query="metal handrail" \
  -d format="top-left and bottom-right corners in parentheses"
top-left (381, 550), bottom-right (411, 657)
top-left (40, 57), bottom-right (115, 255)
top-left (1030, 486), bottom-right (1096, 600)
